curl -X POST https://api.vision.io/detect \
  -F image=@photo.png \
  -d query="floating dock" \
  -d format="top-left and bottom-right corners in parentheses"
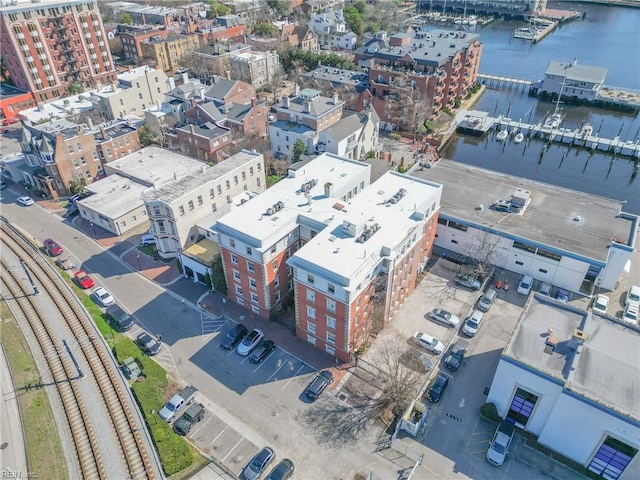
top-left (456, 110), bottom-right (640, 158)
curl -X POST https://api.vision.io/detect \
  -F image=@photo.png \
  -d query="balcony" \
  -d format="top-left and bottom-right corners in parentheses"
top-left (16, 33), bottom-right (25, 39)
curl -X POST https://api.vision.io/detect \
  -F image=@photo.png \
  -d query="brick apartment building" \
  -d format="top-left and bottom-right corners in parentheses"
top-left (141, 34), bottom-right (201, 72)
top-left (0, 0), bottom-right (117, 102)
top-left (213, 153), bottom-right (441, 360)
top-left (0, 83), bottom-right (36, 121)
top-left (197, 14), bottom-right (246, 44)
top-left (166, 123), bottom-right (233, 162)
top-left (119, 24), bottom-right (168, 62)
top-left (355, 29), bottom-right (482, 131)
top-left (19, 119), bottom-right (140, 197)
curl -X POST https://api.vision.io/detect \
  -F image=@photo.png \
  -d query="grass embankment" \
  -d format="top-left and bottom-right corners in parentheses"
top-left (61, 264), bottom-right (207, 476)
top-left (1, 301), bottom-right (68, 480)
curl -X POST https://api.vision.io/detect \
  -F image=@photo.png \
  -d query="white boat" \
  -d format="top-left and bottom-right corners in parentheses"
top-left (468, 18), bottom-right (477, 26)
top-left (514, 132), bottom-right (524, 144)
top-left (580, 124), bottom-right (593, 138)
top-left (496, 130), bottom-right (508, 141)
top-left (543, 112), bottom-right (565, 129)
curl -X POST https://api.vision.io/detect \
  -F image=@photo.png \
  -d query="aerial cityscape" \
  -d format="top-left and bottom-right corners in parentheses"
top-left (0, 0), bottom-right (638, 479)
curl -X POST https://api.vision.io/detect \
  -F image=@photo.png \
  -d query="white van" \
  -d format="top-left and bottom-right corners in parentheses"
top-left (140, 234), bottom-right (156, 246)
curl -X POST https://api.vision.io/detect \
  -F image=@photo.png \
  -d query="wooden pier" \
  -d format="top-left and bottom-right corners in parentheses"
top-left (476, 74), bottom-right (533, 90)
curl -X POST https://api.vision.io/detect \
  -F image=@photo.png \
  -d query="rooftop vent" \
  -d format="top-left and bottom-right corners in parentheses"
top-left (572, 328), bottom-right (588, 343)
top-left (356, 222), bottom-right (380, 243)
top-left (300, 178), bottom-right (318, 193)
top-left (387, 188), bottom-right (407, 205)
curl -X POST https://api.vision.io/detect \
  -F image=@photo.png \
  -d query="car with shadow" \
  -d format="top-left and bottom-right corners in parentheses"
top-left (265, 458), bottom-right (294, 480)
top-left (55, 257), bottom-right (76, 271)
top-left (250, 339), bottom-right (276, 363)
top-left (237, 328), bottom-right (264, 356)
top-left (428, 308), bottom-right (460, 328)
top-left (73, 270), bottom-right (95, 289)
top-left (425, 372), bottom-right (450, 403)
top-left (454, 273), bottom-right (482, 291)
top-left (412, 332), bottom-right (444, 355)
top-left (444, 339), bottom-right (469, 371)
top-left (242, 446), bottom-right (275, 480)
top-left (106, 304), bottom-right (134, 331)
top-left (221, 324), bottom-right (248, 350)
top-left (136, 332), bottom-right (161, 356)
top-left (305, 370), bottom-right (334, 399)
top-left (44, 238), bottom-right (63, 256)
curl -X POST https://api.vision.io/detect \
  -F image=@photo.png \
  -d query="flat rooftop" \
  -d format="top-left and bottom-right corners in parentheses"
top-left (506, 295), bottom-right (640, 420)
top-left (104, 146), bottom-right (205, 188)
top-left (214, 153), bottom-right (370, 248)
top-left (142, 150), bottom-right (262, 203)
top-left (81, 173), bottom-right (147, 218)
top-left (0, 83), bottom-right (30, 98)
top-left (290, 171), bottom-right (442, 286)
top-left (412, 160), bottom-right (634, 262)
top-left (183, 238), bottom-right (220, 266)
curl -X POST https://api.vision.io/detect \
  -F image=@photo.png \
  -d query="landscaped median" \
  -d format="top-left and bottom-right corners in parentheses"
top-left (60, 268), bottom-right (207, 477)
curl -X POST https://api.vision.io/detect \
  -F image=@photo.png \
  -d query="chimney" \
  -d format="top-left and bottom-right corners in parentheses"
top-left (190, 124), bottom-right (195, 134)
top-left (251, 97), bottom-right (257, 108)
top-left (283, 96), bottom-right (290, 108)
top-left (332, 92), bottom-right (339, 105)
top-left (168, 77), bottom-right (176, 89)
top-left (225, 70), bottom-right (231, 80)
top-left (199, 87), bottom-right (205, 100)
top-left (324, 182), bottom-right (334, 198)
top-left (100, 127), bottom-right (107, 139)
top-left (181, 72), bottom-right (189, 84)
top-left (86, 117), bottom-right (94, 130)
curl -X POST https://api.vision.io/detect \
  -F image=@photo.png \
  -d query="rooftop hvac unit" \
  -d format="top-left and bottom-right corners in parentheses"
top-left (276, 200), bottom-right (284, 209)
top-left (265, 207), bottom-right (275, 216)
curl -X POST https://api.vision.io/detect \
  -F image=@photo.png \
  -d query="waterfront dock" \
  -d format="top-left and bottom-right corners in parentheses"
top-left (456, 110), bottom-right (640, 158)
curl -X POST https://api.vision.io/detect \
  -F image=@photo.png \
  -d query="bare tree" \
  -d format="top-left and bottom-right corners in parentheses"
top-left (298, 334), bottom-right (422, 447)
top-left (465, 231), bottom-right (502, 281)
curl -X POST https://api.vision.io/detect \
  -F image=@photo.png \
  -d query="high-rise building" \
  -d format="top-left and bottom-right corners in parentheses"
top-left (0, 0), bottom-right (117, 102)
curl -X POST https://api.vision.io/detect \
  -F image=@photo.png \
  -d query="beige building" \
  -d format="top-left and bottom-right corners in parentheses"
top-left (140, 34), bottom-right (201, 73)
top-left (142, 150), bottom-right (266, 259)
top-left (88, 67), bottom-right (172, 120)
top-left (228, 50), bottom-right (280, 88)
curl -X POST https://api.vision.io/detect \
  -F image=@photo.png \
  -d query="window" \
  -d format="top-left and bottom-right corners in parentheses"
top-left (217, 185), bottom-right (222, 194)
top-left (188, 200), bottom-right (194, 210)
top-left (67, 144), bottom-right (74, 153)
top-left (308, 322), bottom-right (316, 334)
top-left (257, 178), bottom-right (261, 188)
top-left (326, 332), bottom-right (336, 345)
top-left (226, 195), bottom-right (231, 204)
top-left (307, 334), bottom-right (316, 345)
top-left (325, 345), bottom-right (335, 356)
top-left (327, 299), bottom-right (336, 313)
top-left (272, 260), bottom-right (278, 270)
top-left (326, 316), bottom-right (336, 329)
top-left (588, 436), bottom-right (637, 480)
top-left (538, 268), bottom-right (548, 274)
top-left (251, 293), bottom-right (259, 303)
top-left (212, 203), bottom-right (217, 212)
top-left (515, 260), bottom-right (524, 266)
top-left (178, 206), bottom-right (185, 216)
top-left (209, 188), bottom-right (215, 198)
top-left (247, 262), bottom-right (255, 273)
top-left (274, 277), bottom-right (280, 288)
top-left (287, 266), bottom-right (292, 277)
top-left (225, 180), bottom-right (230, 190)
top-left (234, 175), bottom-right (238, 185)
top-left (80, 156), bottom-right (87, 165)
top-left (537, 248), bottom-right (562, 262)
top-left (249, 278), bottom-right (257, 289)
top-left (307, 306), bottom-right (316, 319)
top-left (233, 270), bottom-right (240, 281)
top-left (246, 246), bottom-right (252, 255)
top-left (242, 171), bottom-right (246, 180)
top-left (307, 274), bottom-right (314, 284)
top-left (235, 285), bottom-right (243, 295)
top-left (229, 238), bottom-right (235, 248)
top-left (249, 166), bottom-right (254, 176)
top-left (252, 305), bottom-right (260, 314)
top-left (506, 388), bottom-right (538, 428)
top-left (328, 284), bottom-right (335, 294)
top-left (513, 241), bottom-right (537, 254)
top-left (275, 290), bottom-right (281, 301)
top-left (306, 289), bottom-right (315, 302)
top-left (231, 254), bottom-right (238, 264)
top-left (197, 195), bottom-right (203, 205)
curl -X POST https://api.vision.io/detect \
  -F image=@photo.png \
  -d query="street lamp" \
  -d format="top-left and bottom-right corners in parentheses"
top-left (136, 254), bottom-right (141, 271)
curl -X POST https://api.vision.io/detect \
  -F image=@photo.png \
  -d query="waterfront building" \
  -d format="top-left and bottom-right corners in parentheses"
top-left (540, 59), bottom-right (608, 102)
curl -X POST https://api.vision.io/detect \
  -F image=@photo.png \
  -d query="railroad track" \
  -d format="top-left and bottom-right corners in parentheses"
top-left (0, 219), bottom-right (157, 480)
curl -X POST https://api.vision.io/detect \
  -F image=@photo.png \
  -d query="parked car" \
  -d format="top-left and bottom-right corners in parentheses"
top-left (517, 275), bottom-right (533, 295)
top-left (462, 309), bottom-right (484, 337)
top-left (92, 286), bottom-right (115, 306)
top-left (426, 372), bottom-right (449, 403)
top-left (237, 328), bottom-right (264, 356)
top-left (17, 196), bottom-right (35, 206)
top-left (625, 285), bottom-right (640, 309)
top-left (242, 447), bottom-right (275, 480)
top-left (592, 294), bottom-right (609, 315)
top-left (43, 238), bottom-right (64, 256)
top-left (250, 339), bottom-right (275, 363)
top-left (106, 304), bottom-right (134, 331)
top-left (406, 348), bottom-right (434, 372)
top-left (538, 283), bottom-right (552, 297)
top-left (412, 332), bottom-right (444, 355)
top-left (623, 303), bottom-right (639, 324)
top-left (305, 370), bottom-right (334, 399)
top-left (220, 324), bottom-right (248, 350)
top-left (428, 308), bottom-right (460, 328)
top-left (486, 423), bottom-right (515, 466)
top-left (555, 288), bottom-right (570, 303)
top-left (444, 339), bottom-right (469, 371)
top-left (173, 402), bottom-right (205, 436)
top-left (454, 274), bottom-right (482, 291)
top-left (159, 385), bottom-right (197, 422)
top-left (477, 288), bottom-right (497, 312)
top-left (136, 332), bottom-right (161, 356)
top-left (265, 458), bottom-right (294, 480)
top-left (55, 257), bottom-right (76, 270)
top-left (73, 270), bottom-right (95, 289)
top-left (140, 234), bottom-right (156, 246)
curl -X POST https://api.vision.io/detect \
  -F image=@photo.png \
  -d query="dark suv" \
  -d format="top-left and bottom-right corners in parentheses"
top-left (106, 304), bottom-right (134, 331)
top-left (444, 339), bottom-right (469, 371)
top-left (426, 373), bottom-right (449, 403)
top-left (221, 324), bottom-right (248, 350)
top-left (305, 370), bottom-right (334, 399)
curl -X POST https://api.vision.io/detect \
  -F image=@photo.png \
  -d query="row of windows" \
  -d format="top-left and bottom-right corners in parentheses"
top-left (307, 319), bottom-right (336, 343)
top-left (306, 289), bottom-right (336, 312)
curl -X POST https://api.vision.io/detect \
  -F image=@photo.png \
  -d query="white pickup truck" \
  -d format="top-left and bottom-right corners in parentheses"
top-left (159, 386), bottom-right (197, 422)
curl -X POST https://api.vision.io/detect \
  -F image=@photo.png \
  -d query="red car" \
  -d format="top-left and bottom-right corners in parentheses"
top-left (74, 270), bottom-right (95, 289)
top-left (43, 238), bottom-right (63, 257)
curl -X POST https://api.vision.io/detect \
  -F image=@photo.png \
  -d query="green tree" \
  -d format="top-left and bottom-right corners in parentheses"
top-left (211, 254), bottom-right (227, 294)
top-left (252, 22), bottom-right (278, 37)
top-left (292, 139), bottom-right (307, 163)
top-left (354, 0), bottom-right (366, 14)
top-left (267, 0), bottom-right (287, 17)
top-left (118, 12), bottom-right (133, 25)
top-left (66, 83), bottom-right (82, 95)
top-left (208, 0), bottom-right (230, 18)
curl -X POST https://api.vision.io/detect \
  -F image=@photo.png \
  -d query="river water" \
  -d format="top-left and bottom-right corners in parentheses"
top-left (432, 2), bottom-right (640, 214)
